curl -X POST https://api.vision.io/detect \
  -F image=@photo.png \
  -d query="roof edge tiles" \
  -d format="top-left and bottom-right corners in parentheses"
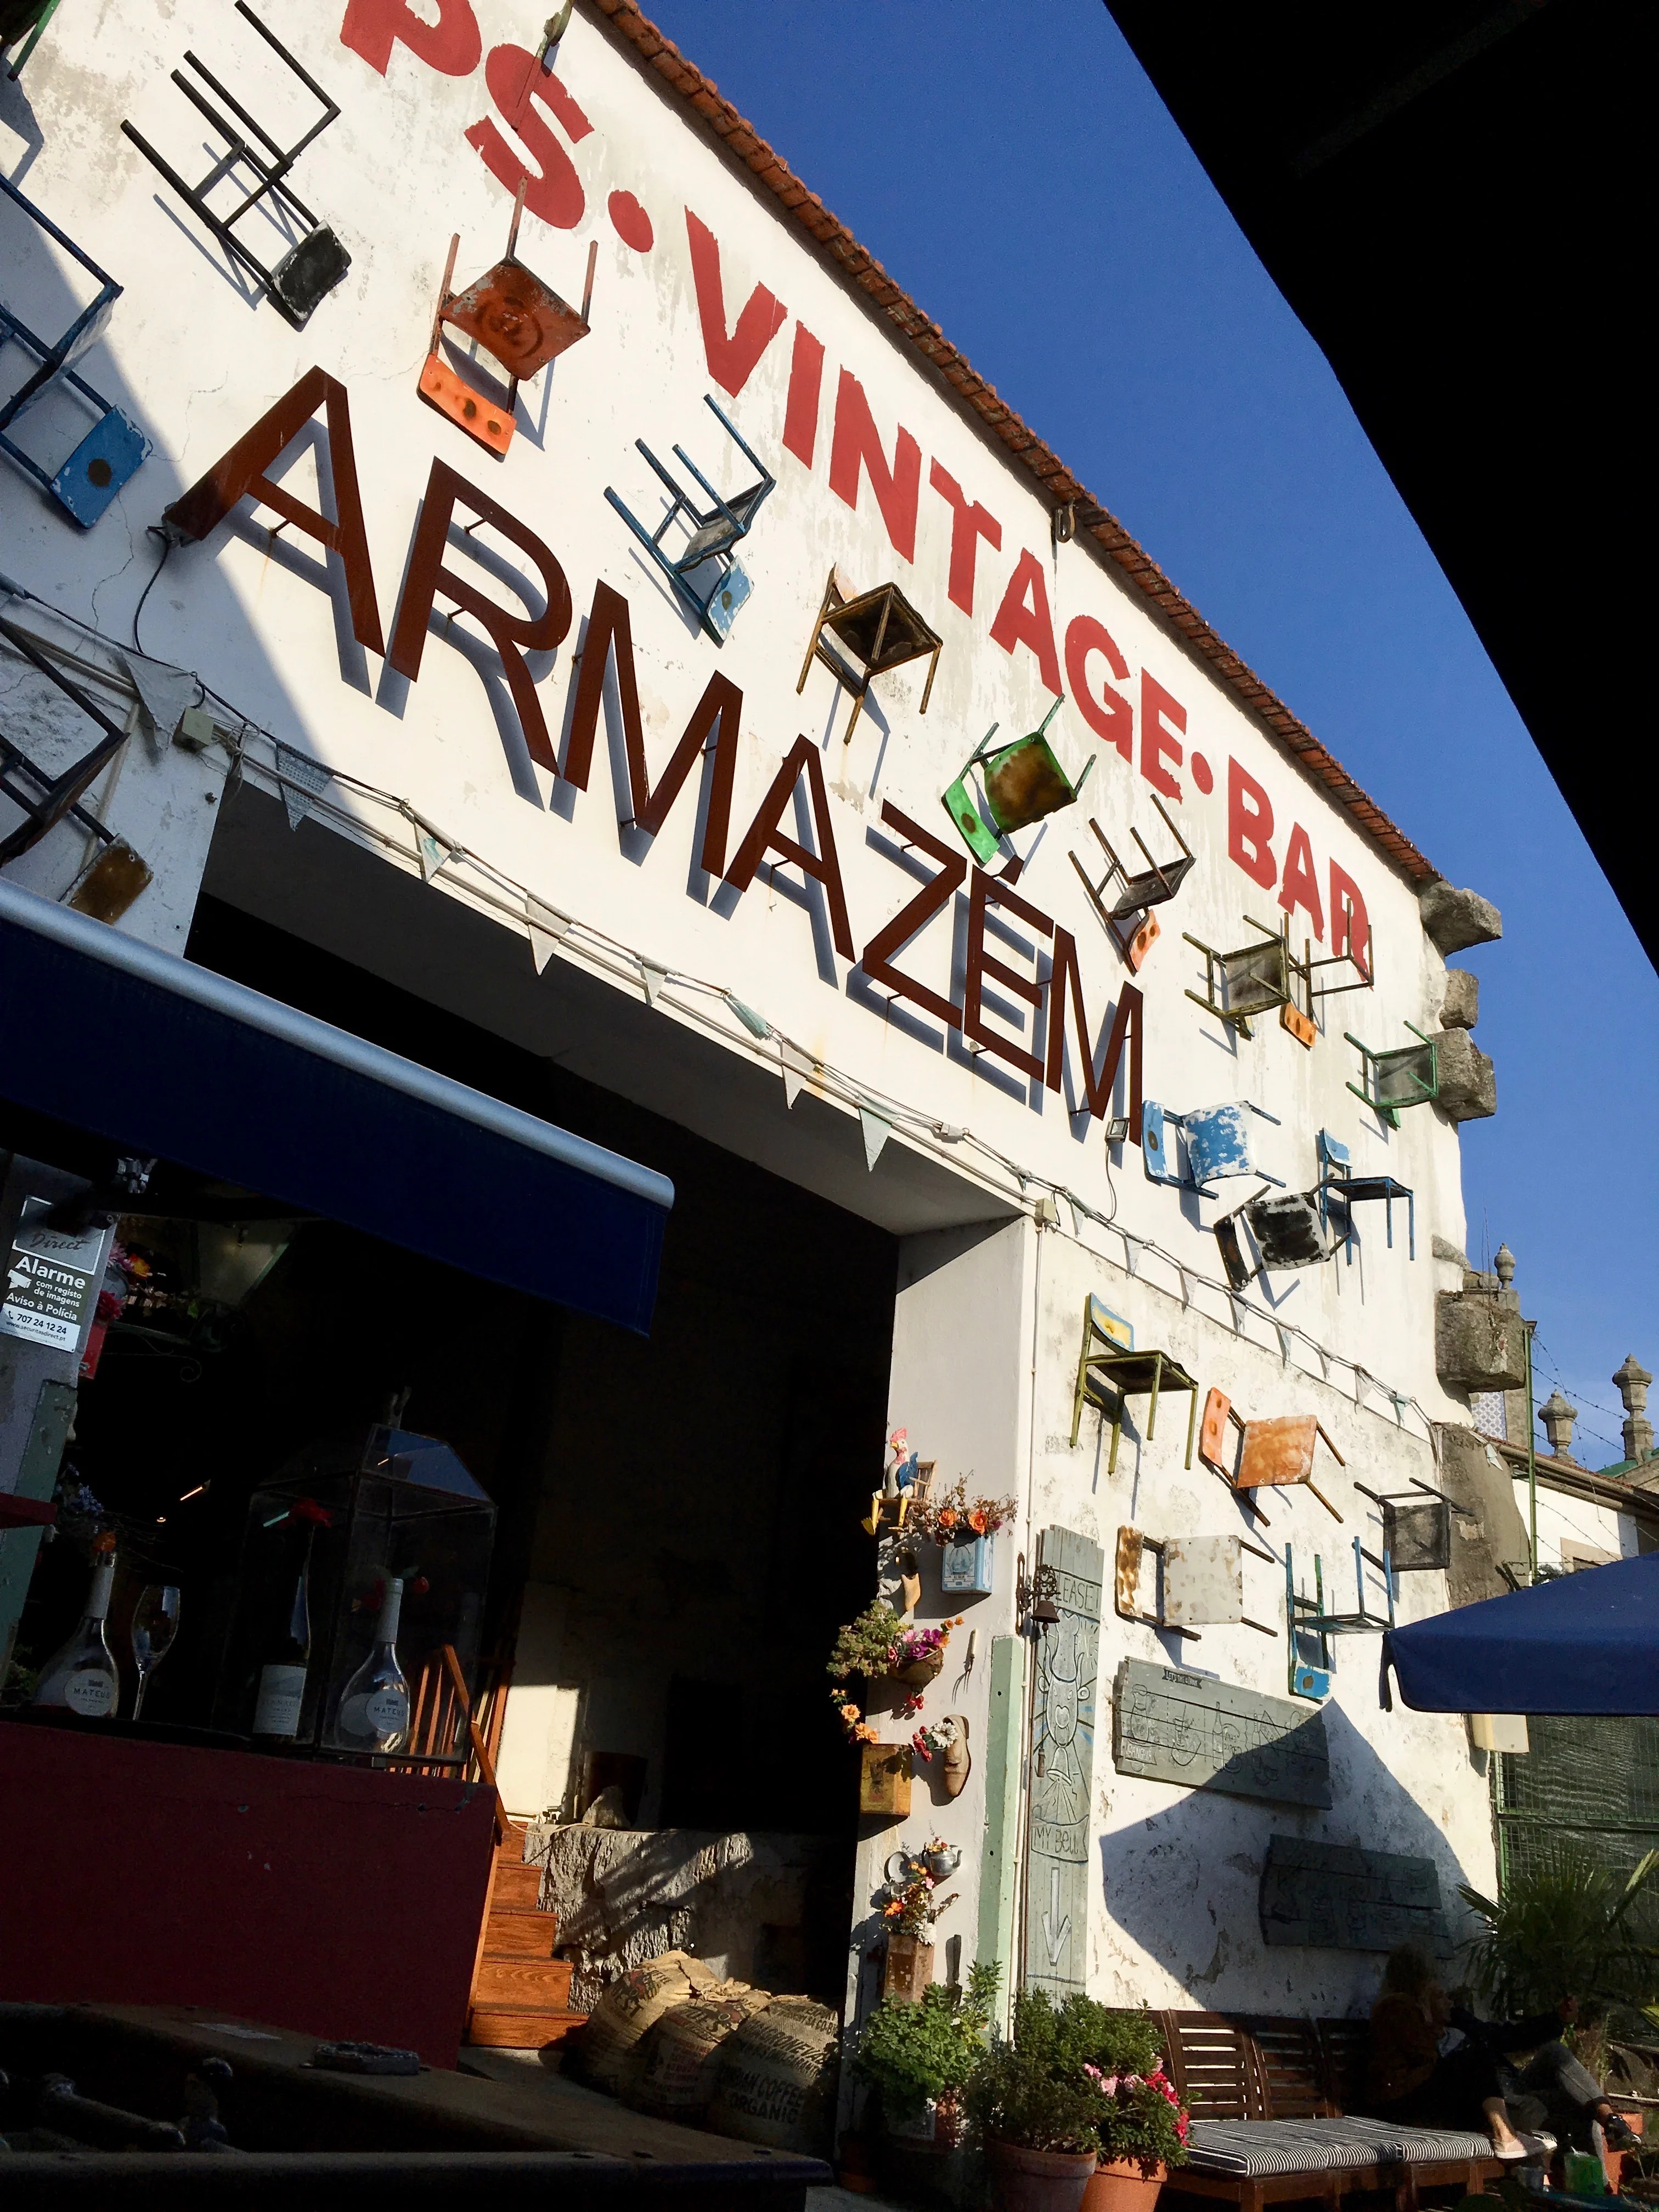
top-left (590, 0), bottom-right (1436, 887)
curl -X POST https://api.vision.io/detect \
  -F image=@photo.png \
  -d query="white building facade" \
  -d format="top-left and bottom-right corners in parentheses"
top-left (1, 0), bottom-right (1526, 2036)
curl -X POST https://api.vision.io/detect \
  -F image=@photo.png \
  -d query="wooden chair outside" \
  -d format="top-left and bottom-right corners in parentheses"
top-left (1156, 2010), bottom-right (1506, 2212)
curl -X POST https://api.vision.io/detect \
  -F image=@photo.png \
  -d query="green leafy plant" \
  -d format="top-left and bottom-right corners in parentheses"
top-left (827, 1601), bottom-right (909, 1684)
top-left (1460, 1849), bottom-right (1659, 2017)
top-left (828, 1604), bottom-right (959, 1740)
top-left (853, 1963), bottom-right (1001, 2129)
top-left (962, 1990), bottom-right (1189, 2162)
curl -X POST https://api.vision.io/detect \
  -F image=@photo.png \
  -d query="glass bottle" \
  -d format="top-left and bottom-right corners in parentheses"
top-left (334, 1577), bottom-right (410, 1753)
top-left (33, 1556), bottom-right (120, 1718)
top-left (252, 1528), bottom-right (312, 1742)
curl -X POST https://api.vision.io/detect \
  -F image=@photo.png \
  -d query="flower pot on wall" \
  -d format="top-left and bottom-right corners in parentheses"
top-left (894, 1649), bottom-right (944, 1688)
top-left (881, 1932), bottom-right (934, 2003)
top-left (1083, 2156), bottom-right (1167, 2212)
top-left (941, 1531), bottom-right (995, 1595)
top-left (987, 2138), bottom-right (1098, 2212)
top-left (859, 1742), bottom-right (912, 1818)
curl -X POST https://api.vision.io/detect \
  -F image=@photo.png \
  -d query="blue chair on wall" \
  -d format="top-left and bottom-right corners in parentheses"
top-left (0, 176), bottom-right (149, 527)
top-left (605, 395), bottom-right (775, 644)
top-left (1142, 1098), bottom-right (1284, 1200)
top-left (1316, 1128), bottom-right (1415, 1260)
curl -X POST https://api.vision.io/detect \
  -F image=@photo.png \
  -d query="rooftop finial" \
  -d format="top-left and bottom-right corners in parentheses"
top-left (1613, 1356), bottom-right (1654, 1465)
top-left (1493, 1242), bottom-right (1516, 1288)
top-left (1539, 1389), bottom-right (1578, 1464)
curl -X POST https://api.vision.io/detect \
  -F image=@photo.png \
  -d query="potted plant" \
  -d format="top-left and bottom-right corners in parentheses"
top-left (910, 1477), bottom-right (1018, 1547)
top-left (912, 1478), bottom-right (1019, 1595)
top-left (1460, 1848), bottom-right (1659, 2021)
top-left (1460, 1847), bottom-right (1659, 2134)
top-left (964, 1991), bottom-right (1189, 2212)
top-left (853, 1962), bottom-right (1000, 2164)
top-left (922, 1835), bottom-right (962, 1880)
top-left (827, 1602), bottom-right (961, 1735)
top-left (1072, 2003), bottom-right (1189, 2212)
top-left (876, 1844), bottom-right (961, 2001)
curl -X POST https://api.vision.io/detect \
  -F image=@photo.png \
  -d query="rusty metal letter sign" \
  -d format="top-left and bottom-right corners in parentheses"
top-left (1024, 1527), bottom-right (1102, 2002)
top-left (170, 376), bottom-right (1148, 1124)
top-left (1259, 1835), bottom-right (1447, 1953)
top-left (1111, 1657), bottom-right (1331, 1808)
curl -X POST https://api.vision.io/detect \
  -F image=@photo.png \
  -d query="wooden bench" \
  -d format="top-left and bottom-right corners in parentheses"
top-left (1156, 2009), bottom-right (1507, 2212)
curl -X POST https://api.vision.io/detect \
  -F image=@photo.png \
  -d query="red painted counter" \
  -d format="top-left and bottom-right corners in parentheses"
top-left (0, 1719), bottom-right (495, 2066)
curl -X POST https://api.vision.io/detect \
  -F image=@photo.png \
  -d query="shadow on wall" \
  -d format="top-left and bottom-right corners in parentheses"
top-left (1096, 1694), bottom-right (1486, 2015)
top-left (0, 110), bottom-right (552, 867)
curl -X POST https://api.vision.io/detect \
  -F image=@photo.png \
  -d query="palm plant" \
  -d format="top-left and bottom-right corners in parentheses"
top-left (1459, 1848), bottom-right (1659, 2018)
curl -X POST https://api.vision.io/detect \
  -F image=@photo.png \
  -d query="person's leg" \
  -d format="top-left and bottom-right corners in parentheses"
top-left (1481, 2095), bottom-right (1528, 2157)
top-left (1392, 2047), bottom-right (1526, 2152)
top-left (1516, 2041), bottom-right (1630, 2151)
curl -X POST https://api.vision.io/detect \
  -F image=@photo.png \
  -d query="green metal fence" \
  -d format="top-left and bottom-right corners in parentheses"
top-left (1496, 1715), bottom-right (1659, 1931)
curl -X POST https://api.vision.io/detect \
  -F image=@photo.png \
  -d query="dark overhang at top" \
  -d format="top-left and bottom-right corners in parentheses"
top-left (1099, 0), bottom-right (1647, 966)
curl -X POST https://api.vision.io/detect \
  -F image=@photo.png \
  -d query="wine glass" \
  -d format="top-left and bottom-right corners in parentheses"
top-left (131, 1584), bottom-right (181, 1719)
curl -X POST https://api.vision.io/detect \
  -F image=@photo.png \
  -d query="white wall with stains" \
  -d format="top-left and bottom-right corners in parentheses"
top-left (1, 1), bottom-right (1509, 2018)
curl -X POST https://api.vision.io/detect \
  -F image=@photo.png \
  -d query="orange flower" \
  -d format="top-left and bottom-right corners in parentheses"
top-left (883, 1900), bottom-right (903, 1917)
top-left (938, 1507), bottom-right (957, 1530)
top-left (969, 1509), bottom-right (988, 1533)
top-left (840, 1703), bottom-right (861, 1723)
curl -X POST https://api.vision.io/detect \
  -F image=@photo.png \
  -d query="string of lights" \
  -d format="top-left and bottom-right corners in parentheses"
top-left (1, 579), bottom-right (1452, 1453)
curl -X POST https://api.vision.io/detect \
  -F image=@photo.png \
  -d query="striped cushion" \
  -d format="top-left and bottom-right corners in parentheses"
top-left (1184, 2117), bottom-right (1506, 2176)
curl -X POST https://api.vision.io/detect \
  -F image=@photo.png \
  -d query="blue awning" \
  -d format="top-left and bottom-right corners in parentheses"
top-left (0, 880), bottom-right (672, 1333)
top-left (1381, 1552), bottom-right (1659, 1716)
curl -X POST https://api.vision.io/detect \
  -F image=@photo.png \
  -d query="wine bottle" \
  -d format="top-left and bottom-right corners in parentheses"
top-left (334, 1577), bottom-right (410, 1753)
top-left (33, 1557), bottom-right (120, 1718)
top-left (252, 1530), bottom-right (312, 1742)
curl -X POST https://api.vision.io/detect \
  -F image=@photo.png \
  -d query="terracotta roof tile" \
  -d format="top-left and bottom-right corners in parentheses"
top-left (587, 0), bottom-right (1435, 884)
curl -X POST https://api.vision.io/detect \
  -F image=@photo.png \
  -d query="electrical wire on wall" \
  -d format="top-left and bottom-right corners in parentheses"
top-left (0, 575), bottom-right (1452, 1455)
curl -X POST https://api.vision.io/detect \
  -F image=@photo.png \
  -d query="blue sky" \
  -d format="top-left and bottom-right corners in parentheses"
top-left (645, 0), bottom-right (1658, 1469)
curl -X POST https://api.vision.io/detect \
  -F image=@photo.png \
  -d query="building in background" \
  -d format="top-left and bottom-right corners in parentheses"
top-left (0, 0), bottom-right (1559, 2098)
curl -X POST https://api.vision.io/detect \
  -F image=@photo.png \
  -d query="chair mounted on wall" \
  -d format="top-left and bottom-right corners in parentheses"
top-left (1288, 1537), bottom-right (1393, 1640)
top-left (1142, 1098), bottom-right (1283, 1200)
top-left (1186, 913), bottom-right (1375, 1049)
top-left (943, 701), bottom-right (1093, 867)
top-left (797, 567), bottom-right (941, 741)
top-left (419, 182), bottom-right (597, 459)
top-left (605, 394), bottom-right (775, 644)
top-left (1070, 792), bottom-right (1195, 970)
top-left (1353, 1478), bottom-right (1451, 1573)
top-left (1213, 1187), bottom-right (1338, 1294)
top-left (1345, 1022), bottom-right (1438, 1127)
top-left (0, 176), bottom-right (150, 527)
top-left (0, 617), bottom-right (153, 921)
top-left (1315, 1130), bottom-right (1415, 1260)
top-left (1199, 1390), bottom-right (1345, 1522)
top-left (1071, 1297), bottom-right (1198, 1475)
top-left (1184, 913), bottom-right (1316, 1045)
top-left (1116, 1525), bottom-right (1278, 1640)
top-left (121, 3), bottom-right (352, 330)
top-left (3, 0), bottom-right (63, 78)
